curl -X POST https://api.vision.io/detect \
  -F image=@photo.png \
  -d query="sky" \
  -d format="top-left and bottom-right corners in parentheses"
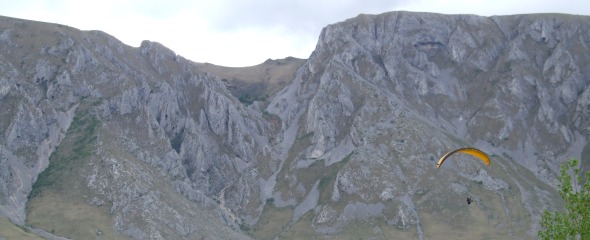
top-left (1, 0), bottom-right (589, 67)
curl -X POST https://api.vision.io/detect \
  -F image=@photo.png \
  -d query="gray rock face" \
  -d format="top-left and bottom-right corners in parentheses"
top-left (264, 12), bottom-right (590, 238)
top-left (0, 12), bottom-right (589, 239)
top-left (0, 16), bottom-right (256, 239)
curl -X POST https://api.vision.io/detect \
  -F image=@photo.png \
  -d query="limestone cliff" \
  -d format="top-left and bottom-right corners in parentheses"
top-left (0, 12), bottom-right (589, 240)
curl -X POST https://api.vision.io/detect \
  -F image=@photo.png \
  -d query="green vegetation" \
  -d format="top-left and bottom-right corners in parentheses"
top-left (28, 104), bottom-right (100, 198)
top-left (26, 101), bottom-right (126, 239)
top-left (538, 159), bottom-right (590, 239)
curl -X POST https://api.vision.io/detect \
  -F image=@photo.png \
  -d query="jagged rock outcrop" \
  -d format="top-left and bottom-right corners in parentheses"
top-left (258, 12), bottom-right (589, 239)
top-left (0, 16), bottom-right (259, 239)
top-left (0, 12), bottom-right (589, 240)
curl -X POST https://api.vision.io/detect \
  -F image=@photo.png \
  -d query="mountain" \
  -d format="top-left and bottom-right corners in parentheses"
top-left (1, 11), bottom-right (589, 239)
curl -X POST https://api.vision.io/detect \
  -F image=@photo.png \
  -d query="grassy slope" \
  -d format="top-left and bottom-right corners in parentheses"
top-left (245, 144), bottom-right (551, 239)
top-left (0, 216), bottom-right (44, 240)
top-left (25, 101), bottom-right (128, 240)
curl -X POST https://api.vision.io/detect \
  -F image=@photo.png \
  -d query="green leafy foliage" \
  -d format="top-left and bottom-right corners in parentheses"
top-left (538, 159), bottom-right (590, 239)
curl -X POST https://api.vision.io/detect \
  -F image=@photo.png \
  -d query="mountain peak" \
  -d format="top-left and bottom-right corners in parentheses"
top-left (1, 12), bottom-right (588, 239)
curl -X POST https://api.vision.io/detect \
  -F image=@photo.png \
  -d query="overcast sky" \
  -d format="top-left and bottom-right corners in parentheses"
top-left (1, 0), bottom-right (589, 67)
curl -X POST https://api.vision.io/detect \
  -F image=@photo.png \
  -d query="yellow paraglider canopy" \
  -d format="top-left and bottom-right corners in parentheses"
top-left (436, 147), bottom-right (490, 169)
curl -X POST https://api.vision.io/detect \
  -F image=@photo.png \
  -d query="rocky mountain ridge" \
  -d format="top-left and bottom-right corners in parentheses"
top-left (0, 11), bottom-right (589, 239)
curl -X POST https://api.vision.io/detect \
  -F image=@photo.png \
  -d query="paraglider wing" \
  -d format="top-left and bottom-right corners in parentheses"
top-left (436, 147), bottom-right (491, 169)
